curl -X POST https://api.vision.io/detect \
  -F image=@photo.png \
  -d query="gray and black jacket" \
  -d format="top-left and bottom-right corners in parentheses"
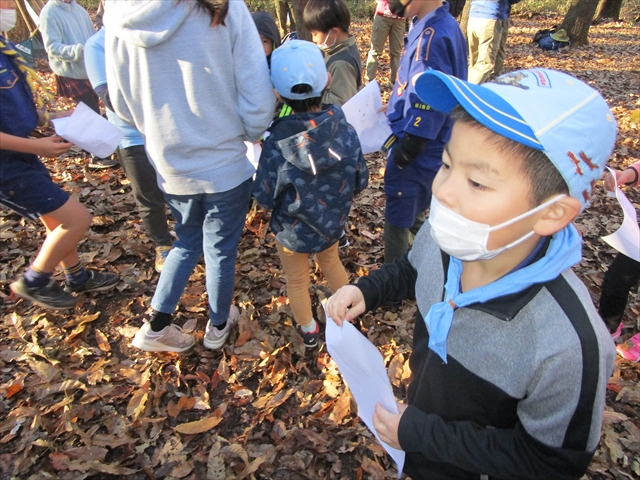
top-left (356, 227), bottom-right (615, 480)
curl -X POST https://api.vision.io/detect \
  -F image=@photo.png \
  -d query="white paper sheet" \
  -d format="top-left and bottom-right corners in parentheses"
top-left (325, 317), bottom-right (406, 476)
top-left (601, 167), bottom-right (640, 261)
top-left (245, 141), bottom-right (262, 170)
top-left (342, 80), bottom-right (392, 154)
top-left (52, 102), bottom-right (123, 158)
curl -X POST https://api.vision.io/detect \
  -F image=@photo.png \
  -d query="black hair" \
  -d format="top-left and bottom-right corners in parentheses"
top-left (450, 106), bottom-right (569, 207)
top-left (303, 0), bottom-right (351, 33)
top-left (180, 0), bottom-right (228, 26)
top-left (280, 84), bottom-right (323, 113)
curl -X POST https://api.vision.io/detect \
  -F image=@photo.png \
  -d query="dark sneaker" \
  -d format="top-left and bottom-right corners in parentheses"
top-left (10, 278), bottom-right (77, 310)
top-left (296, 322), bottom-right (321, 349)
top-left (338, 231), bottom-right (349, 249)
top-left (65, 269), bottom-right (120, 294)
top-left (88, 155), bottom-right (118, 169)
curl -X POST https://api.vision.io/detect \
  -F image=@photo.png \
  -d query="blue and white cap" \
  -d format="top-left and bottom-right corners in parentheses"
top-left (414, 68), bottom-right (617, 209)
top-left (271, 40), bottom-right (328, 100)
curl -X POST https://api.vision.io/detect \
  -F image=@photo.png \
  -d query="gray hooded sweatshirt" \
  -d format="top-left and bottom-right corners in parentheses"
top-left (103, 0), bottom-right (276, 195)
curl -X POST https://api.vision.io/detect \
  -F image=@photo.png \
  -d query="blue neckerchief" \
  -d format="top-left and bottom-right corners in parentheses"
top-left (425, 224), bottom-right (582, 362)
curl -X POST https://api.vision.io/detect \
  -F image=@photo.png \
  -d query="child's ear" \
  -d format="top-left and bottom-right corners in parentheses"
top-left (532, 195), bottom-right (582, 237)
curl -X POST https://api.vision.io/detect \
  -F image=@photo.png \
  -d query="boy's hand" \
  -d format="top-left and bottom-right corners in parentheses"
top-left (373, 402), bottom-right (407, 450)
top-left (32, 135), bottom-right (73, 158)
top-left (324, 285), bottom-right (366, 325)
top-left (604, 168), bottom-right (636, 191)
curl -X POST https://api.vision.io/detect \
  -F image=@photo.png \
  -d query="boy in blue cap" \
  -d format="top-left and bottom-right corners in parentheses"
top-left (382, 0), bottom-right (467, 264)
top-left (325, 68), bottom-right (617, 479)
top-left (253, 40), bottom-right (368, 348)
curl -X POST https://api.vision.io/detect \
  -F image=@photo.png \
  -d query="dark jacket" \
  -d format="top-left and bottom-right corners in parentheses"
top-left (322, 35), bottom-right (362, 107)
top-left (355, 228), bottom-right (615, 480)
top-left (253, 105), bottom-right (368, 253)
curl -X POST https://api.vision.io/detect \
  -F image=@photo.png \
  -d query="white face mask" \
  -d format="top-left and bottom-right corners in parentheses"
top-left (0, 9), bottom-right (17, 33)
top-left (319, 31), bottom-right (336, 51)
top-left (428, 194), bottom-right (566, 261)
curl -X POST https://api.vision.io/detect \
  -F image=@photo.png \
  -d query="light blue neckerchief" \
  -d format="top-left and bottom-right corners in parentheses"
top-left (425, 224), bottom-right (582, 362)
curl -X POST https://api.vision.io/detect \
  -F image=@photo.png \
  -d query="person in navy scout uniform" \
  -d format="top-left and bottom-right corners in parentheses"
top-left (383, 0), bottom-right (467, 264)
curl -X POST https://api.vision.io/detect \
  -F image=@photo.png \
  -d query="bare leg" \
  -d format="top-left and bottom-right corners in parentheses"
top-left (32, 196), bottom-right (92, 273)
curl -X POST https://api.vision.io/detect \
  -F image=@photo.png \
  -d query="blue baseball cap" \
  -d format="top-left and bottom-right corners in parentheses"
top-left (414, 69), bottom-right (617, 209)
top-left (271, 40), bottom-right (328, 100)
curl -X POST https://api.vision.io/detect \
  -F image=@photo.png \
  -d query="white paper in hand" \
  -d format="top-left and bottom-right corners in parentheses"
top-left (601, 167), bottom-right (640, 261)
top-left (342, 80), bottom-right (392, 154)
top-left (52, 102), bottom-right (123, 158)
top-left (325, 317), bottom-right (406, 476)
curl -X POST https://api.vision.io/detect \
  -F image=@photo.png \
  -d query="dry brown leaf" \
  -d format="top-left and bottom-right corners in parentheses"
top-left (174, 414), bottom-right (223, 435)
top-left (95, 329), bottom-right (111, 352)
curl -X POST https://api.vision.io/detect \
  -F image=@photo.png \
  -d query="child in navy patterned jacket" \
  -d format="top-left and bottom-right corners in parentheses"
top-left (253, 40), bottom-right (368, 348)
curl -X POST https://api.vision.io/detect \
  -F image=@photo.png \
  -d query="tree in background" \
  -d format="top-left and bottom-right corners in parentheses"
top-left (560, 0), bottom-right (600, 45)
top-left (292, 0), bottom-right (309, 40)
top-left (596, 0), bottom-right (624, 21)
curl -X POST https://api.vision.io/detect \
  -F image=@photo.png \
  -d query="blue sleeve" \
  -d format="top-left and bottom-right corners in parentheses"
top-left (402, 33), bottom-right (465, 140)
top-left (83, 29), bottom-right (107, 90)
top-left (252, 139), bottom-right (279, 210)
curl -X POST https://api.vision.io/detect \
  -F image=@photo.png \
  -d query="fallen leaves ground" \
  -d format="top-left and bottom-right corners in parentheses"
top-left (1, 14), bottom-right (639, 480)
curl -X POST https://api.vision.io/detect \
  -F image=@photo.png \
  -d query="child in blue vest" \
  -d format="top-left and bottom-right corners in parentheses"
top-left (325, 68), bottom-right (617, 479)
top-left (382, 0), bottom-right (467, 264)
top-left (253, 40), bottom-right (368, 348)
top-left (0, 1), bottom-right (119, 310)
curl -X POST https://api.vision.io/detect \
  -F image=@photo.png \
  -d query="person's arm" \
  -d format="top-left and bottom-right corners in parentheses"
top-left (251, 139), bottom-right (278, 210)
top-left (0, 132), bottom-right (72, 158)
top-left (232, 5), bottom-right (277, 142)
top-left (325, 254), bottom-right (417, 325)
top-left (323, 60), bottom-right (359, 107)
top-left (40, 12), bottom-right (84, 62)
top-left (604, 162), bottom-right (640, 190)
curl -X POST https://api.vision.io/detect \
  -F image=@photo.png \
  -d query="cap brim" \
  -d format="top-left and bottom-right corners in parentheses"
top-left (414, 71), bottom-right (543, 150)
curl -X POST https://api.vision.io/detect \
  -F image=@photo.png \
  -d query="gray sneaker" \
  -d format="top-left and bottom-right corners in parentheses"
top-left (131, 320), bottom-right (195, 353)
top-left (10, 277), bottom-right (77, 310)
top-left (89, 155), bottom-right (118, 169)
top-left (65, 269), bottom-right (119, 294)
top-left (204, 306), bottom-right (239, 350)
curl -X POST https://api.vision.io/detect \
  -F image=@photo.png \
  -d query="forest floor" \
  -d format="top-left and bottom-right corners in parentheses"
top-left (1, 12), bottom-right (639, 480)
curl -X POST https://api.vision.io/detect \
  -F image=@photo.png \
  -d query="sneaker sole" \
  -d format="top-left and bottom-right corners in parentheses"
top-left (87, 163), bottom-right (117, 169)
top-left (203, 335), bottom-right (228, 350)
top-left (10, 283), bottom-right (76, 311)
top-left (131, 336), bottom-right (194, 353)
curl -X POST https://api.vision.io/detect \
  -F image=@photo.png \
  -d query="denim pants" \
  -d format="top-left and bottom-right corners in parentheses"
top-left (151, 178), bottom-right (252, 326)
top-left (117, 146), bottom-right (172, 247)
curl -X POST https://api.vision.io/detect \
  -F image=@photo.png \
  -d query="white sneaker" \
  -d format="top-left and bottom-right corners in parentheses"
top-left (131, 320), bottom-right (195, 352)
top-left (204, 306), bottom-right (239, 350)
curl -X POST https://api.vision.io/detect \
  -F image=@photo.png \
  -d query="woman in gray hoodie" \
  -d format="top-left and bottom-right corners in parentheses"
top-left (104, 0), bottom-right (276, 353)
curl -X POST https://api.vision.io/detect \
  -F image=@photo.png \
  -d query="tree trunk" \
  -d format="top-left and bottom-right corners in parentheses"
top-left (596, 0), bottom-right (623, 21)
top-left (292, 0), bottom-right (309, 41)
top-left (6, 0), bottom-right (32, 43)
top-left (560, 0), bottom-right (600, 46)
top-left (458, 0), bottom-right (472, 40)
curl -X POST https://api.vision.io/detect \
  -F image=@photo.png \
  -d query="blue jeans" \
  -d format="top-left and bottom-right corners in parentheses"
top-left (151, 179), bottom-right (252, 326)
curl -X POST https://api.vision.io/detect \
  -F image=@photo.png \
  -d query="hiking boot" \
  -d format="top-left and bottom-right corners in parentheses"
top-left (155, 246), bottom-right (172, 273)
top-left (296, 321), bottom-right (321, 349)
top-left (88, 155), bottom-right (118, 169)
top-left (10, 277), bottom-right (77, 310)
top-left (204, 305), bottom-right (239, 350)
top-left (131, 320), bottom-right (195, 353)
top-left (65, 269), bottom-right (120, 294)
top-left (338, 231), bottom-right (350, 249)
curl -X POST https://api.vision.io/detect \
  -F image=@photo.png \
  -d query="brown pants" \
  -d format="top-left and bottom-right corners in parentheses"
top-left (276, 240), bottom-right (348, 326)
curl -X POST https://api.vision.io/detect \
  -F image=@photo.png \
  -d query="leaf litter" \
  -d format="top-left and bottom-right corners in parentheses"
top-left (1, 14), bottom-right (639, 480)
